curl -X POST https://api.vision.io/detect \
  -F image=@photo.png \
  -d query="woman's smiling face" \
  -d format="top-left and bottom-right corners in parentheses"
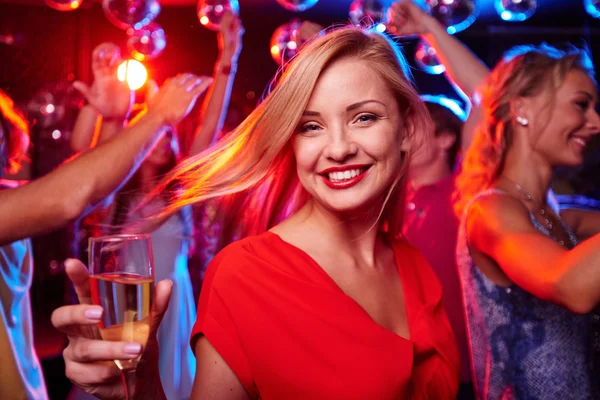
top-left (292, 57), bottom-right (408, 214)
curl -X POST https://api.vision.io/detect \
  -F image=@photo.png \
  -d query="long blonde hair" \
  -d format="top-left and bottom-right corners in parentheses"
top-left (152, 26), bottom-right (431, 243)
top-left (455, 44), bottom-right (595, 215)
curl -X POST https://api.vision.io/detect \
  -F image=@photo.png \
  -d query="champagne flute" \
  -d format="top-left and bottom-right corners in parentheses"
top-left (88, 234), bottom-right (154, 400)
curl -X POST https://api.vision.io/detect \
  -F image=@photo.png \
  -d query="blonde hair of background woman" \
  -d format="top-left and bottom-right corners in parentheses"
top-left (150, 26), bottom-right (432, 243)
top-left (454, 44), bottom-right (595, 216)
top-left (0, 89), bottom-right (29, 175)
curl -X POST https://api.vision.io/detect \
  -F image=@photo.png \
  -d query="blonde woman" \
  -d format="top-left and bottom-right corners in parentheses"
top-left (454, 45), bottom-right (600, 398)
top-left (52, 26), bottom-right (460, 399)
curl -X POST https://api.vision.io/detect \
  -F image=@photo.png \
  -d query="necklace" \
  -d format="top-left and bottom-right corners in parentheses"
top-left (500, 176), bottom-right (560, 232)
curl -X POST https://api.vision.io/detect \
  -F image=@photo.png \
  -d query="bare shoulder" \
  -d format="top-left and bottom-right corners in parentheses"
top-left (466, 191), bottom-right (536, 249)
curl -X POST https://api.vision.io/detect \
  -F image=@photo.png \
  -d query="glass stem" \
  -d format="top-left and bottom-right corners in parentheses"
top-left (121, 369), bottom-right (136, 400)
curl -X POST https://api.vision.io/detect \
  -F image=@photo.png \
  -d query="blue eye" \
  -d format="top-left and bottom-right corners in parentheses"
top-left (356, 114), bottom-right (379, 123)
top-left (299, 123), bottom-right (321, 133)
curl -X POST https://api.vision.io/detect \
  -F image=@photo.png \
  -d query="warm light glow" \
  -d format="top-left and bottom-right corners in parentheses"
top-left (132, 52), bottom-right (146, 62)
top-left (270, 45), bottom-right (280, 56)
top-left (200, 16), bottom-right (210, 25)
top-left (70, 0), bottom-right (79, 8)
top-left (117, 60), bottom-right (148, 91)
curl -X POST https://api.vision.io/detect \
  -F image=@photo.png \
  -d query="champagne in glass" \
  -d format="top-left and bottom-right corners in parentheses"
top-left (89, 234), bottom-right (155, 398)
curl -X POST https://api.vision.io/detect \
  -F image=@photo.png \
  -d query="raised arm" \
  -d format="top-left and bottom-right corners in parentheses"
top-left (0, 74), bottom-right (212, 246)
top-left (389, 0), bottom-right (489, 99)
top-left (71, 105), bottom-right (100, 152)
top-left (468, 193), bottom-right (600, 314)
top-left (388, 0), bottom-right (490, 150)
top-left (70, 43), bottom-right (133, 152)
top-left (189, 11), bottom-right (244, 156)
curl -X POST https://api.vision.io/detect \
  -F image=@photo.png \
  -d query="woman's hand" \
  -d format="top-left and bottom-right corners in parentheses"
top-left (147, 74), bottom-right (214, 126)
top-left (387, 0), bottom-right (436, 36)
top-left (51, 259), bottom-right (173, 400)
top-left (218, 11), bottom-right (244, 64)
top-left (73, 43), bottom-right (134, 122)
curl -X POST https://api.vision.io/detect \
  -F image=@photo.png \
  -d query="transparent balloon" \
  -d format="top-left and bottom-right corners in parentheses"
top-left (28, 90), bottom-right (63, 129)
top-left (584, 0), bottom-right (600, 19)
top-left (276, 0), bottom-right (318, 12)
top-left (27, 83), bottom-right (83, 130)
top-left (44, 0), bottom-right (82, 11)
top-left (349, 0), bottom-right (388, 28)
top-left (127, 23), bottom-right (166, 60)
top-left (102, 0), bottom-right (161, 30)
top-left (425, 0), bottom-right (477, 34)
top-left (270, 20), bottom-right (302, 65)
top-left (495, 0), bottom-right (536, 22)
top-left (414, 39), bottom-right (445, 75)
top-left (197, 0), bottom-right (240, 31)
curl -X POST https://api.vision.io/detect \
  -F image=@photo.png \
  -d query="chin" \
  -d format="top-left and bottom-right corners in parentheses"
top-left (318, 191), bottom-right (387, 216)
top-left (556, 153), bottom-right (585, 168)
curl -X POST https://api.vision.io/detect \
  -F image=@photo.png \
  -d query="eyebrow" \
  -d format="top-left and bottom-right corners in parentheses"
top-left (576, 91), bottom-right (596, 100)
top-left (303, 99), bottom-right (387, 116)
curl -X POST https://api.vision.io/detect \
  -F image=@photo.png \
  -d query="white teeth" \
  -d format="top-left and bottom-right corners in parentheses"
top-left (327, 168), bottom-right (363, 182)
top-left (572, 137), bottom-right (586, 147)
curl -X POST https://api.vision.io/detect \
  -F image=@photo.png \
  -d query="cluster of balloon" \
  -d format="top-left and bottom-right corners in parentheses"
top-left (424, 0), bottom-right (477, 34)
top-left (197, 0), bottom-right (240, 31)
top-left (127, 22), bottom-right (166, 60)
top-left (276, 0), bottom-right (318, 12)
top-left (414, 40), bottom-right (445, 75)
top-left (495, 0), bottom-right (537, 22)
top-left (44, 0), bottom-right (82, 11)
top-left (585, 0), bottom-right (600, 18)
top-left (349, 0), bottom-right (388, 29)
top-left (102, 0), bottom-right (161, 30)
top-left (269, 20), bottom-right (303, 65)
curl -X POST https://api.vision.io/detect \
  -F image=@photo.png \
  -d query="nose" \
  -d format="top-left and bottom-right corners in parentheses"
top-left (322, 126), bottom-right (358, 163)
top-left (588, 108), bottom-right (600, 135)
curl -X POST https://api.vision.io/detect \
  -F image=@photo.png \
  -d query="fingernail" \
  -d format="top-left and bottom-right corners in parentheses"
top-left (84, 307), bottom-right (103, 320)
top-left (124, 343), bottom-right (142, 355)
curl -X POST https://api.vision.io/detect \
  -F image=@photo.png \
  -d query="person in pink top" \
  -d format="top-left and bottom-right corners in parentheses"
top-left (401, 96), bottom-right (472, 397)
top-left (388, 1), bottom-right (489, 397)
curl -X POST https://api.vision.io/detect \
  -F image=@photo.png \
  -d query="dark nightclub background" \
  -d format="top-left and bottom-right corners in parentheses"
top-left (1, 0), bottom-right (600, 397)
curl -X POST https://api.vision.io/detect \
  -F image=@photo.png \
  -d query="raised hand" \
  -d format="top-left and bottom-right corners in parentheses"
top-left (387, 0), bottom-right (435, 37)
top-left (218, 11), bottom-right (244, 64)
top-left (147, 74), bottom-right (213, 126)
top-left (73, 43), bottom-right (134, 122)
top-left (51, 259), bottom-right (173, 400)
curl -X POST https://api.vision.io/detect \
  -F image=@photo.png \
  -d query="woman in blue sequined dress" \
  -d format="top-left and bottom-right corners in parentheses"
top-left (454, 44), bottom-right (600, 399)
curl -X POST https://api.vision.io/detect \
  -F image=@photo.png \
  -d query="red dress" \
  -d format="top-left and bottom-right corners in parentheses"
top-left (191, 231), bottom-right (459, 399)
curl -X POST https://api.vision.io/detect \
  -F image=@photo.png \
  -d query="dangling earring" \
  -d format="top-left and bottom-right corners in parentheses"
top-left (516, 116), bottom-right (529, 126)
